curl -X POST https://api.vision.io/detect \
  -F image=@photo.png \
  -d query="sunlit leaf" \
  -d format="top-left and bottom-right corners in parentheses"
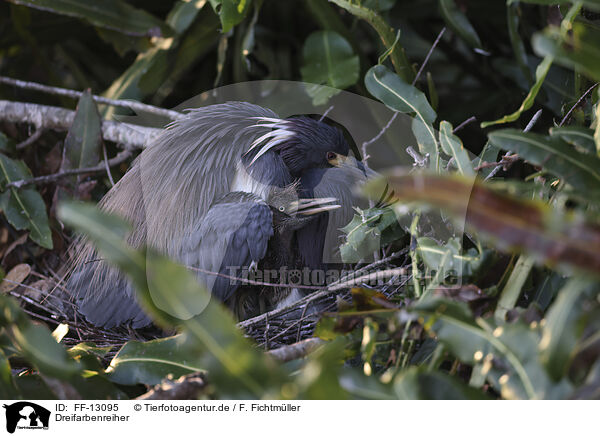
top-left (208, 0), bottom-right (251, 33)
top-left (330, 0), bottom-right (414, 81)
top-left (107, 334), bottom-right (205, 386)
top-left (481, 56), bottom-right (552, 128)
top-left (533, 22), bottom-right (600, 82)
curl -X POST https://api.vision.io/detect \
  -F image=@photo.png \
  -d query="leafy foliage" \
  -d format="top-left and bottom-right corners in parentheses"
top-left (1, 0), bottom-right (600, 400)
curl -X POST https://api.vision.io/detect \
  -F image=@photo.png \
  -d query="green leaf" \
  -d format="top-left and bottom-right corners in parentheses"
top-left (495, 255), bottom-right (535, 323)
top-left (208, 0), bottom-right (251, 33)
top-left (439, 121), bottom-right (475, 176)
top-left (481, 56), bottom-right (553, 128)
top-left (438, 0), bottom-right (482, 49)
top-left (0, 349), bottom-right (19, 399)
top-left (507, 2), bottom-right (533, 86)
top-left (339, 207), bottom-right (403, 263)
top-left (394, 367), bottom-right (490, 399)
top-left (417, 237), bottom-right (480, 278)
top-left (514, 0), bottom-right (600, 10)
top-left (330, 0), bottom-right (414, 81)
top-left (550, 126), bottom-right (597, 154)
top-left (62, 89), bottom-right (102, 171)
top-left (365, 65), bottom-right (439, 171)
top-left (300, 31), bottom-right (359, 106)
top-left (412, 118), bottom-right (440, 172)
top-left (533, 22), bottom-right (600, 82)
top-left (413, 298), bottom-right (572, 399)
top-left (102, 1), bottom-right (216, 117)
top-left (540, 278), bottom-right (596, 380)
top-left (0, 132), bottom-right (15, 154)
top-left (58, 202), bottom-right (289, 398)
top-left (366, 65), bottom-right (436, 124)
top-left (364, 172), bottom-right (600, 275)
top-left (488, 129), bottom-right (600, 193)
top-left (474, 140), bottom-right (501, 178)
top-left (107, 334), bottom-right (205, 385)
top-left (0, 154), bottom-right (53, 249)
top-left (0, 296), bottom-right (79, 379)
top-left (7, 0), bottom-right (174, 37)
top-left (595, 93), bottom-right (600, 156)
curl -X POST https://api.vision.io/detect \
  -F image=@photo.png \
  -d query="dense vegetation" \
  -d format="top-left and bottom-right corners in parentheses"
top-left (0, 0), bottom-right (599, 399)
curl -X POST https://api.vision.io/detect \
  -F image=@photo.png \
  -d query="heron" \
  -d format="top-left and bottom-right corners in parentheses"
top-left (67, 102), bottom-right (371, 328)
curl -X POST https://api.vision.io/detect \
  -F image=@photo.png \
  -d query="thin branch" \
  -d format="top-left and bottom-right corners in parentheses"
top-left (0, 76), bottom-right (185, 120)
top-left (266, 338), bottom-right (325, 362)
top-left (559, 82), bottom-right (599, 127)
top-left (0, 100), bottom-right (159, 149)
top-left (360, 27), bottom-right (446, 163)
top-left (16, 128), bottom-right (45, 150)
top-left (6, 150), bottom-right (132, 188)
top-left (237, 267), bottom-right (408, 330)
top-left (102, 144), bottom-right (116, 187)
top-left (406, 146), bottom-right (428, 167)
top-left (482, 109), bottom-right (542, 180)
top-left (412, 26), bottom-right (446, 86)
top-left (453, 116), bottom-right (477, 133)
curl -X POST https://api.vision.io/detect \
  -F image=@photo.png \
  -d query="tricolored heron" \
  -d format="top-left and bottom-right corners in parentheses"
top-left (68, 102), bottom-right (370, 327)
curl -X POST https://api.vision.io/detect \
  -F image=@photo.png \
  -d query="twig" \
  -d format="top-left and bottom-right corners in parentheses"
top-left (453, 116), bottom-right (477, 133)
top-left (186, 266), bottom-right (323, 291)
top-left (102, 144), bottom-right (116, 187)
top-left (524, 108), bottom-right (543, 132)
top-left (412, 26), bottom-right (446, 86)
top-left (266, 338), bottom-right (325, 362)
top-left (360, 27), bottom-right (446, 162)
top-left (6, 150), bottom-right (132, 189)
top-left (559, 82), bottom-right (599, 127)
top-left (16, 128), bottom-right (45, 150)
top-left (0, 76), bottom-right (185, 120)
top-left (482, 109), bottom-right (542, 181)
top-left (0, 100), bottom-right (159, 149)
top-left (237, 267), bottom-right (408, 330)
top-left (361, 112), bottom-right (398, 158)
top-left (406, 146), bottom-right (428, 167)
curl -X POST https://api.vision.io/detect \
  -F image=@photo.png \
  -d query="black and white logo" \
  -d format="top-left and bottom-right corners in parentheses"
top-left (3, 402), bottom-right (50, 433)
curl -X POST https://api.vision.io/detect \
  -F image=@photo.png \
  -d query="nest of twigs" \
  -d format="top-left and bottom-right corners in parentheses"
top-left (5, 249), bottom-right (410, 361)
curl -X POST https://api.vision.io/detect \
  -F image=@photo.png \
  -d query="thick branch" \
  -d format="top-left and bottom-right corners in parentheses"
top-left (0, 100), bottom-right (160, 149)
top-left (0, 76), bottom-right (185, 120)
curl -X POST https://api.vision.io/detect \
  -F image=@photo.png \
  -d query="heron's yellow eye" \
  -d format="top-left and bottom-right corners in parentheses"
top-left (278, 206), bottom-right (285, 212)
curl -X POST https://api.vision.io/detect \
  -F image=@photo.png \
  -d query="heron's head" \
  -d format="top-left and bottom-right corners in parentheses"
top-left (248, 116), bottom-right (351, 178)
top-left (268, 183), bottom-right (340, 231)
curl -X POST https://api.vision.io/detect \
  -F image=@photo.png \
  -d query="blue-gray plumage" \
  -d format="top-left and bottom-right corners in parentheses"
top-left (67, 102), bottom-right (372, 327)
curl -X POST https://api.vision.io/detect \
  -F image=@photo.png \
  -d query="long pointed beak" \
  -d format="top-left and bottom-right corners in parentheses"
top-left (293, 197), bottom-right (341, 215)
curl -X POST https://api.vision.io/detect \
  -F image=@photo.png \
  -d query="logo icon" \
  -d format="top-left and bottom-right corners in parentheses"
top-left (3, 402), bottom-right (50, 433)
